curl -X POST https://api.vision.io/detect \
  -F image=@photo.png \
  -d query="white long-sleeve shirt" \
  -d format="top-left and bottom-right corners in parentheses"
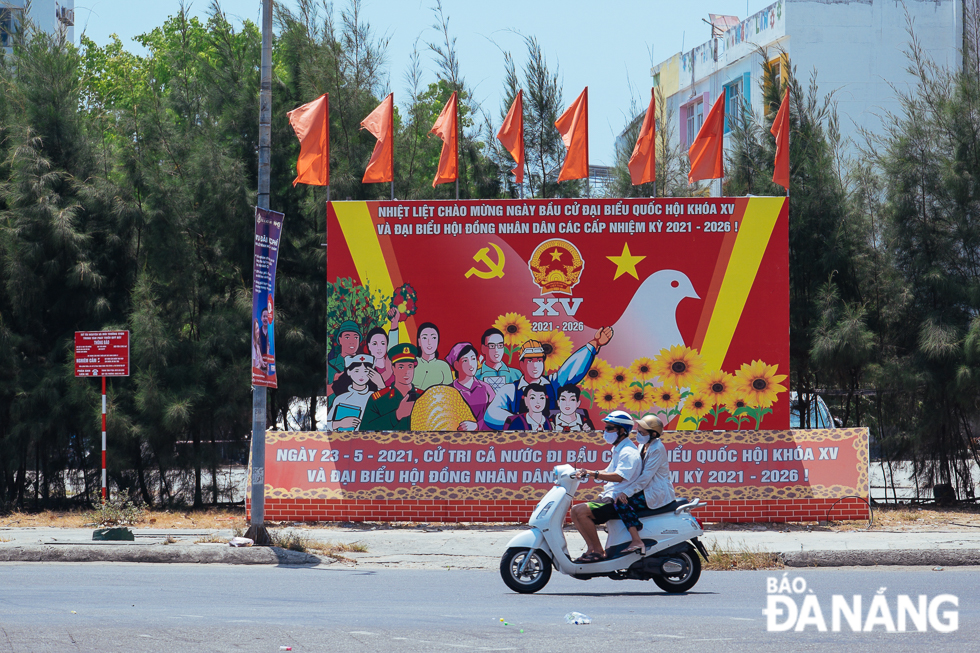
top-left (615, 438), bottom-right (676, 508)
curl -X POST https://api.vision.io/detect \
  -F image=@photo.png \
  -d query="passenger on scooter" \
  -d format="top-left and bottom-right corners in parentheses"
top-left (569, 410), bottom-right (641, 563)
top-left (609, 414), bottom-right (677, 555)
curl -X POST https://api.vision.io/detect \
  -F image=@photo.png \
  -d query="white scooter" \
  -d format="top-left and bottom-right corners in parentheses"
top-left (500, 464), bottom-right (709, 594)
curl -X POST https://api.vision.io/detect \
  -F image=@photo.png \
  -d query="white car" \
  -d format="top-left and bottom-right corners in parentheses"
top-left (789, 391), bottom-right (837, 429)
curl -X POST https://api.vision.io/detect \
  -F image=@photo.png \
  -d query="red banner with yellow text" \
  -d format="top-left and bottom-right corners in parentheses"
top-left (254, 429), bottom-right (868, 504)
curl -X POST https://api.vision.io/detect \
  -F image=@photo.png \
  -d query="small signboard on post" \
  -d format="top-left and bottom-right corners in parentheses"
top-left (74, 331), bottom-right (130, 377)
top-left (75, 330), bottom-right (130, 500)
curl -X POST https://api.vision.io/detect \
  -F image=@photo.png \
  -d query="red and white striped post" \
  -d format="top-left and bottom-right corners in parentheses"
top-left (74, 330), bottom-right (129, 504)
top-left (101, 375), bottom-right (107, 501)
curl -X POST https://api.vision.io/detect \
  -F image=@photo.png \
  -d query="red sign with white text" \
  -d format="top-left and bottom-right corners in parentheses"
top-left (74, 331), bottom-right (130, 377)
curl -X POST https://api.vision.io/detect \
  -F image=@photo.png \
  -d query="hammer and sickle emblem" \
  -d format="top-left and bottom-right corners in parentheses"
top-left (464, 243), bottom-right (506, 279)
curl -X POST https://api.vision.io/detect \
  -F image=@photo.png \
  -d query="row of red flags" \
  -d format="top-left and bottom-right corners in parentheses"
top-left (286, 87), bottom-right (791, 190)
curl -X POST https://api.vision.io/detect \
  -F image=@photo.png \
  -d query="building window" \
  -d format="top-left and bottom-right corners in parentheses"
top-left (652, 72), bottom-right (661, 88)
top-left (1, 8), bottom-right (23, 48)
top-left (766, 55), bottom-right (788, 92)
top-left (56, 3), bottom-right (75, 27)
top-left (725, 79), bottom-right (743, 132)
top-left (686, 100), bottom-right (704, 142)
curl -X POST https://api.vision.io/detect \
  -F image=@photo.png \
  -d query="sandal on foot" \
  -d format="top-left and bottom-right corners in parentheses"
top-left (623, 544), bottom-right (646, 555)
top-left (573, 552), bottom-right (605, 563)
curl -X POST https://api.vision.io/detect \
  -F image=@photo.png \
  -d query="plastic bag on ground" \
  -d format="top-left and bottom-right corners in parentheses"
top-left (564, 612), bottom-right (591, 625)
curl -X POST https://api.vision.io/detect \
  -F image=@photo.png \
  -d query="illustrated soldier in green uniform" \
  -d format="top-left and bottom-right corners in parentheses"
top-left (328, 320), bottom-right (362, 385)
top-left (360, 343), bottom-right (419, 431)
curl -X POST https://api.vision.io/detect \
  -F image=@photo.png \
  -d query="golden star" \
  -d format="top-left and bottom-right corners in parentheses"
top-left (549, 249), bottom-right (563, 262)
top-left (607, 242), bottom-right (646, 280)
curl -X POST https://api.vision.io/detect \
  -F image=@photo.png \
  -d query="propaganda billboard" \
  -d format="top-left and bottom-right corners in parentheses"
top-left (325, 197), bottom-right (789, 432)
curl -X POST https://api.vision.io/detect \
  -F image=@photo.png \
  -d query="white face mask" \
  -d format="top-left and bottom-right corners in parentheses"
top-left (635, 432), bottom-right (651, 445)
top-left (602, 429), bottom-right (619, 445)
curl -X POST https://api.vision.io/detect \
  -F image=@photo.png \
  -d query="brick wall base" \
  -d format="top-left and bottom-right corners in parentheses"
top-left (246, 496), bottom-right (870, 523)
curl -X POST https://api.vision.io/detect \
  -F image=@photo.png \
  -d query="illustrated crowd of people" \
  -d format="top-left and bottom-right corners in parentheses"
top-left (323, 308), bottom-right (615, 433)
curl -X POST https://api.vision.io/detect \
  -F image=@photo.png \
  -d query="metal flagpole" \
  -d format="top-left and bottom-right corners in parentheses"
top-left (330, 182), bottom-right (334, 392)
top-left (456, 92), bottom-right (460, 200)
top-left (247, 0), bottom-right (274, 547)
top-left (101, 376), bottom-right (107, 501)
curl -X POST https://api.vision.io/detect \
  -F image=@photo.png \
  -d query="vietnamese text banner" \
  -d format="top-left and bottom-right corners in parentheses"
top-left (252, 207), bottom-right (285, 388)
top-left (327, 198), bottom-right (789, 431)
top-left (257, 428), bottom-right (868, 503)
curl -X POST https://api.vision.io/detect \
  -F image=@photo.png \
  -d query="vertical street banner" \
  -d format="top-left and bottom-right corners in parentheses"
top-left (252, 207), bottom-right (285, 388)
top-left (326, 198), bottom-right (789, 431)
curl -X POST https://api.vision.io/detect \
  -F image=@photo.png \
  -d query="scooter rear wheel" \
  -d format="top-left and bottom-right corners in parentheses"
top-left (652, 549), bottom-right (702, 593)
top-left (500, 547), bottom-right (552, 594)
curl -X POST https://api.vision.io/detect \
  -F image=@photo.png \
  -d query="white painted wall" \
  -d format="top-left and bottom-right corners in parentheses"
top-left (787, 0), bottom-right (960, 146)
top-left (1, 0), bottom-right (74, 45)
top-left (651, 0), bottom-right (962, 174)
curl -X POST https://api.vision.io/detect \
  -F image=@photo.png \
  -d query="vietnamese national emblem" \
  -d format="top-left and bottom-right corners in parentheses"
top-left (528, 238), bottom-right (585, 295)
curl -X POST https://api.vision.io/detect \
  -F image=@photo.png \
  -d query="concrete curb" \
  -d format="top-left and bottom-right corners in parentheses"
top-left (781, 549), bottom-right (980, 567)
top-left (0, 544), bottom-right (323, 565)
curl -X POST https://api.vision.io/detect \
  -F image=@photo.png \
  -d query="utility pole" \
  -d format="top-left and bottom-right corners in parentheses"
top-left (247, 0), bottom-right (274, 547)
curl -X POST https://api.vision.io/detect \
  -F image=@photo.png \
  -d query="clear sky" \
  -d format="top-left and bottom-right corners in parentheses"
top-left (75, 0), bottom-right (775, 165)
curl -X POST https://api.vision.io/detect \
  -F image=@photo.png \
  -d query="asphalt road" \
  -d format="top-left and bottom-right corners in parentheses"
top-left (1, 563), bottom-right (976, 652)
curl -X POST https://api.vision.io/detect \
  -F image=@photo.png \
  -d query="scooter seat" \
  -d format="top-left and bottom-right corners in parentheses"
top-left (633, 498), bottom-right (688, 519)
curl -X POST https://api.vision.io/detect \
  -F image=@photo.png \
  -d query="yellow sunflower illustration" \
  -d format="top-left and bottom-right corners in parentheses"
top-left (536, 329), bottom-right (574, 373)
top-left (725, 394), bottom-right (750, 415)
top-left (620, 385), bottom-right (653, 414)
top-left (582, 357), bottom-right (613, 391)
top-left (652, 345), bottom-right (705, 388)
top-left (629, 357), bottom-right (656, 382)
top-left (609, 366), bottom-right (631, 391)
top-left (733, 360), bottom-right (788, 408)
top-left (654, 385), bottom-right (680, 409)
top-left (696, 370), bottom-right (735, 406)
top-left (493, 312), bottom-right (531, 348)
top-left (686, 392), bottom-right (711, 421)
top-left (595, 386), bottom-right (622, 411)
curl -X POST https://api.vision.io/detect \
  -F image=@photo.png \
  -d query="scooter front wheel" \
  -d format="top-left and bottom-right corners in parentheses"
top-left (500, 547), bottom-right (552, 594)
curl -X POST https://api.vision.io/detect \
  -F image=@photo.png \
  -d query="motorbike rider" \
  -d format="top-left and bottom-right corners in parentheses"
top-left (609, 414), bottom-right (677, 555)
top-left (569, 410), bottom-right (641, 563)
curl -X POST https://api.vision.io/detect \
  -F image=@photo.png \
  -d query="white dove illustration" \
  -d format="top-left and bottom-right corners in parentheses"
top-left (589, 269), bottom-right (700, 367)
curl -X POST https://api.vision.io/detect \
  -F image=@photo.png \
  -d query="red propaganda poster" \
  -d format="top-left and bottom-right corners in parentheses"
top-left (74, 331), bottom-right (130, 377)
top-left (326, 198), bottom-right (789, 431)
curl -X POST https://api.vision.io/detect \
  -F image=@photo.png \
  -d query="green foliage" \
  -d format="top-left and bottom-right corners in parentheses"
top-left (325, 277), bottom-right (388, 356)
top-left (85, 497), bottom-right (145, 526)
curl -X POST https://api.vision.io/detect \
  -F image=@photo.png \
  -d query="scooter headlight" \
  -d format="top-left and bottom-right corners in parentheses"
top-left (536, 501), bottom-right (555, 519)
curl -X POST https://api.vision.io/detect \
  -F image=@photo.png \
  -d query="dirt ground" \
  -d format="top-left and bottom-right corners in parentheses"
top-left (2, 502), bottom-right (980, 532)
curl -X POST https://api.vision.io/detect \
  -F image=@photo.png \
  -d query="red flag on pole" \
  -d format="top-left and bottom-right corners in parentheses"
top-left (555, 87), bottom-right (589, 182)
top-left (361, 93), bottom-right (394, 184)
top-left (628, 89), bottom-right (657, 186)
top-left (497, 90), bottom-right (525, 185)
top-left (287, 94), bottom-right (329, 187)
top-left (688, 94), bottom-right (726, 184)
top-left (771, 87), bottom-right (790, 190)
top-left (430, 91), bottom-right (458, 187)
